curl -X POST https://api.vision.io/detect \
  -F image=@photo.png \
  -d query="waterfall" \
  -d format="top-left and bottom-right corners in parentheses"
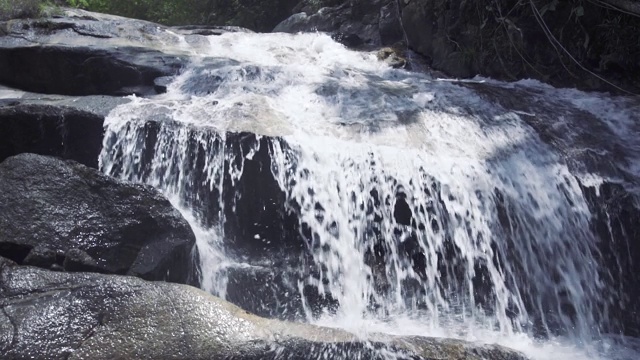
top-left (99, 31), bottom-right (640, 359)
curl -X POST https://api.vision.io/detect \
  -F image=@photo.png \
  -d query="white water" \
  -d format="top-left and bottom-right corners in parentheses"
top-left (99, 32), bottom-right (640, 359)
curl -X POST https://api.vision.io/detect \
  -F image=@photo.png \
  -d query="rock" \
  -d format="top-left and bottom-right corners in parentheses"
top-left (0, 98), bottom-right (126, 168)
top-left (378, 2), bottom-right (405, 45)
top-left (170, 25), bottom-right (254, 36)
top-left (400, 0), bottom-right (474, 78)
top-left (152, 76), bottom-right (174, 94)
top-left (224, 262), bottom-right (339, 321)
top-left (377, 46), bottom-right (407, 68)
top-left (0, 262), bottom-right (528, 360)
top-left (398, 0), bottom-right (640, 93)
top-left (0, 255), bottom-right (16, 267)
top-left (0, 154), bottom-right (199, 285)
top-left (63, 248), bottom-right (101, 273)
top-left (273, 12), bottom-right (310, 32)
top-left (582, 182), bottom-right (640, 337)
top-left (224, 264), bottom-right (305, 319)
top-left (22, 247), bottom-right (58, 269)
top-left (0, 9), bottom-right (190, 96)
top-left (274, 0), bottom-right (399, 48)
top-left (200, 0), bottom-right (299, 32)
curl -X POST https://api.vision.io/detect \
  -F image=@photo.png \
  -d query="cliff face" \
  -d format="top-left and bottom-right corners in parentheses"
top-left (11, 1), bottom-right (635, 93)
top-left (399, 0), bottom-right (640, 93)
top-left (273, 0), bottom-right (640, 94)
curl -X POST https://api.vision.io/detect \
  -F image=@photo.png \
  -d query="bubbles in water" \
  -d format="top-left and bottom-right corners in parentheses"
top-left (99, 31), bottom-right (639, 360)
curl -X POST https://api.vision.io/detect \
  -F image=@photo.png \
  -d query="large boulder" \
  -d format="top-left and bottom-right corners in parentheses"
top-left (0, 153), bottom-right (199, 285)
top-left (399, 0), bottom-right (640, 93)
top-left (201, 0), bottom-right (300, 32)
top-left (277, 0), bottom-right (639, 92)
top-left (0, 96), bottom-right (129, 168)
top-left (0, 261), bottom-right (528, 360)
top-left (0, 9), bottom-right (193, 96)
top-left (274, 0), bottom-right (404, 49)
top-left (583, 182), bottom-right (640, 337)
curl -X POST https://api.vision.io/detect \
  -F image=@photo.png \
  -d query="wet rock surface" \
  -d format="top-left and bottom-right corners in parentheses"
top-left (274, 0), bottom-right (404, 49)
top-left (583, 182), bottom-right (640, 337)
top-left (0, 153), bottom-right (199, 285)
top-left (0, 95), bottom-right (128, 168)
top-left (0, 261), bottom-right (528, 360)
top-left (277, 0), bottom-right (640, 93)
top-left (401, 0), bottom-right (640, 92)
top-left (103, 120), bottom-right (304, 262)
top-left (0, 5), bottom-right (637, 356)
top-left (0, 9), bottom-right (192, 96)
top-left (466, 81), bottom-right (640, 335)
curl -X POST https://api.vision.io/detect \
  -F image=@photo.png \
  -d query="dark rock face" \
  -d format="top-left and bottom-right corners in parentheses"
top-left (0, 45), bottom-right (183, 96)
top-left (274, 0), bottom-right (404, 49)
top-left (222, 134), bottom-right (304, 259)
top-left (399, 0), bottom-right (640, 93)
top-left (103, 120), bottom-right (304, 263)
top-left (224, 262), bottom-right (340, 321)
top-left (0, 11), bottom-right (189, 96)
top-left (0, 262), bottom-right (528, 360)
top-left (583, 183), bottom-right (640, 337)
top-left (0, 104), bottom-right (104, 168)
top-left (224, 264), bottom-right (306, 319)
top-left (400, 0), bottom-right (470, 77)
top-left (0, 153), bottom-right (199, 285)
top-left (0, 95), bottom-right (128, 168)
top-left (278, 0), bottom-right (639, 92)
top-left (102, 118), bottom-right (342, 319)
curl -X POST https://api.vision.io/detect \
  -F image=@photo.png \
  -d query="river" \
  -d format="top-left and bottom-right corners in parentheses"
top-left (99, 31), bottom-right (640, 360)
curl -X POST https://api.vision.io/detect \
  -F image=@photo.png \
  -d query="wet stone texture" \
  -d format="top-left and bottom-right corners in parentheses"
top-left (583, 182), bottom-right (640, 337)
top-left (0, 261), bottom-right (528, 360)
top-left (0, 153), bottom-right (199, 286)
top-left (0, 104), bottom-right (103, 168)
top-left (0, 13), bottom-right (188, 96)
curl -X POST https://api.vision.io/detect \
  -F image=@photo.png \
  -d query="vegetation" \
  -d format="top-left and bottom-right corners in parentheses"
top-left (443, 0), bottom-right (640, 93)
top-left (64, 0), bottom-right (208, 26)
top-left (0, 0), bottom-right (638, 92)
top-left (0, 0), bottom-right (297, 30)
top-left (0, 0), bottom-right (50, 20)
top-left (65, 0), bottom-right (298, 31)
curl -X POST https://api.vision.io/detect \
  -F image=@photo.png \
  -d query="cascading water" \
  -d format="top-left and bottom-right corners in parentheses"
top-left (99, 31), bottom-right (640, 359)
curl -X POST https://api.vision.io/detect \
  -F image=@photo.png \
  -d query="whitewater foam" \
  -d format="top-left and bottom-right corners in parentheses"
top-left (99, 31), bottom-right (640, 360)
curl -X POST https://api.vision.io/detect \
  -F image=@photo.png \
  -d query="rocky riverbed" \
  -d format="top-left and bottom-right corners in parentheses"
top-left (1, 6), bottom-right (639, 360)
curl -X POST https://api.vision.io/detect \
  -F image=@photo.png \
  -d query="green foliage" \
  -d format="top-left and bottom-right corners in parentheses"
top-left (0, 0), bottom-right (43, 20)
top-left (66, 0), bottom-right (89, 8)
top-left (0, 0), bottom-right (297, 30)
top-left (64, 0), bottom-right (210, 26)
top-left (61, 0), bottom-right (297, 30)
top-left (0, 0), bottom-right (69, 20)
top-left (477, 0), bottom-right (640, 92)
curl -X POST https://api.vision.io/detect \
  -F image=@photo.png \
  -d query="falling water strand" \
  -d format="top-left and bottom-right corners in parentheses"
top-left (98, 31), bottom-right (640, 360)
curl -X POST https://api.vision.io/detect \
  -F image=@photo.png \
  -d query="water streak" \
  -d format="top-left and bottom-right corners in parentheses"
top-left (99, 31), bottom-right (639, 360)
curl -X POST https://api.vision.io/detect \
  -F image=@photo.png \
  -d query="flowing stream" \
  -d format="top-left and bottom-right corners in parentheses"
top-left (99, 31), bottom-right (640, 359)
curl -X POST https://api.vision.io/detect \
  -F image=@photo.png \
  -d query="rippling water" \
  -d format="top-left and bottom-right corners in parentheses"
top-left (100, 31), bottom-right (640, 359)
